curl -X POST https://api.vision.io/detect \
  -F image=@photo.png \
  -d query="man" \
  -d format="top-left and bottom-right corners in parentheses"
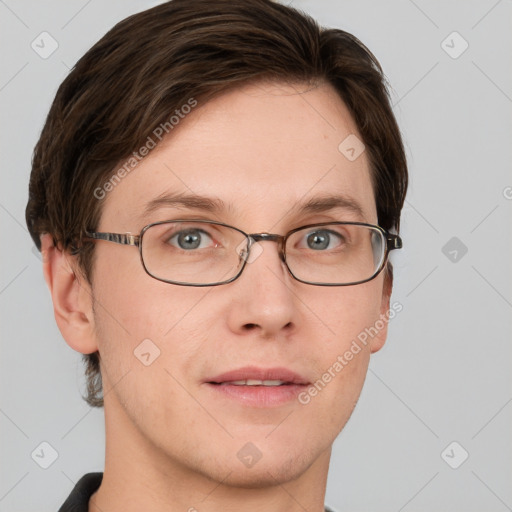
top-left (26, 0), bottom-right (408, 510)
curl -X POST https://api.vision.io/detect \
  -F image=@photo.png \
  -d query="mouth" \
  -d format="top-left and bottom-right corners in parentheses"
top-left (204, 366), bottom-right (310, 407)
top-left (214, 379), bottom-right (291, 386)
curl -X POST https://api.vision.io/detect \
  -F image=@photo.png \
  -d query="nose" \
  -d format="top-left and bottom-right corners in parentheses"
top-left (226, 238), bottom-right (298, 338)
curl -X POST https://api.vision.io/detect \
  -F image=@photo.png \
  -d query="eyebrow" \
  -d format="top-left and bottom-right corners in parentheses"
top-left (140, 191), bottom-right (367, 221)
top-left (294, 194), bottom-right (366, 220)
top-left (142, 192), bottom-right (227, 218)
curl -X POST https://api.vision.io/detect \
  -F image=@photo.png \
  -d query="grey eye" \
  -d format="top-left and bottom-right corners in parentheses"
top-left (305, 230), bottom-right (343, 250)
top-left (169, 229), bottom-right (212, 250)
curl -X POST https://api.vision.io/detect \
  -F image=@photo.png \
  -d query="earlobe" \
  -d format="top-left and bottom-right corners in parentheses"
top-left (41, 233), bottom-right (98, 354)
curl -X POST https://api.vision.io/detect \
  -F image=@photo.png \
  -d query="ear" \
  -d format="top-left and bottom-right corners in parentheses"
top-left (369, 269), bottom-right (393, 354)
top-left (41, 233), bottom-right (98, 354)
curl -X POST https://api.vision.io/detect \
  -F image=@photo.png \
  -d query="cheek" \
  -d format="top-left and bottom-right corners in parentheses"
top-left (294, 344), bottom-right (370, 449)
top-left (297, 278), bottom-right (384, 422)
top-left (90, 279), bottom-right (209, 431)
top-left (91, 243), bottom-right (200, 338)
top-left (90, 252), bottom-right (216, 389)
top-left (301, 274), bottom-right (385, 345)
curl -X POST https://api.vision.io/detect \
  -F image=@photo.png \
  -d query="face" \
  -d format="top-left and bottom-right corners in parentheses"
top-left (86, 81), bottom-right (390, 486)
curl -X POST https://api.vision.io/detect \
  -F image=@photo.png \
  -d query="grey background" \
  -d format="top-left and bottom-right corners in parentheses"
top-left (1, 0), bottom-right (511, 510)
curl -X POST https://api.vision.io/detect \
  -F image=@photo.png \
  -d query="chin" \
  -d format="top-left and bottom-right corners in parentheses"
top-left (188, 435), bottom-right (325, 490)
top-left (213, 451), bottom-right (317, 489)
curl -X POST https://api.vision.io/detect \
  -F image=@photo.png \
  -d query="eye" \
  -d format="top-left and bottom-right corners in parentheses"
top-left (167, 228), bottom-right (216, 250)
top-left (299, 228), bottom-right (345, 251)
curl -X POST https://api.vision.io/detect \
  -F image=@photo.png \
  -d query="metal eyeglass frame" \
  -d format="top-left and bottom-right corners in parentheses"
top-left (83, 219), bottom-right (403, 287)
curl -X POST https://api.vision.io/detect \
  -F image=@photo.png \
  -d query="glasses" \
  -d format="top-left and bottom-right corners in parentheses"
top-left (83, 220), bottom-right (402, 287)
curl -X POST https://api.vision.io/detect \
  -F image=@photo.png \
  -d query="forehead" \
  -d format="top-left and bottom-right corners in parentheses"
top-left (99, 81), bottom-right (377, 231)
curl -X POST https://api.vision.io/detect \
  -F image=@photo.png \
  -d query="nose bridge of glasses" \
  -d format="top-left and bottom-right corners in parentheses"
top-left (247, 233), bottom-right (286, 260)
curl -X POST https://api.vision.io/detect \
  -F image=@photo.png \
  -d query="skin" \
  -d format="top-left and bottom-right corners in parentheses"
top-left (41, 80), bottom-right (392, 512)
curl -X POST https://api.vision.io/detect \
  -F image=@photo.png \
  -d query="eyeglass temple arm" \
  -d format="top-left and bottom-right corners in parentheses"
top-left (83, 231), bottom-right (141, 247)
top-left (386, 233), bottom-right (403, 250)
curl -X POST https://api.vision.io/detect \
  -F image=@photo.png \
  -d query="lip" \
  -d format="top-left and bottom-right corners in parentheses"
top-left (205, 366), bottom-right (310, 385)
top-left (204, 366), bottom-right (310, 408)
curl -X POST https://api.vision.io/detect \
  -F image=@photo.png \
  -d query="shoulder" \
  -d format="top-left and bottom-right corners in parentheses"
top-left (57, 472), bottom-right (103, 512)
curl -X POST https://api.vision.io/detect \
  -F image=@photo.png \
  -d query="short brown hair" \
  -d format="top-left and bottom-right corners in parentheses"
top-left (26, 0), bottom-right (408, 407)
